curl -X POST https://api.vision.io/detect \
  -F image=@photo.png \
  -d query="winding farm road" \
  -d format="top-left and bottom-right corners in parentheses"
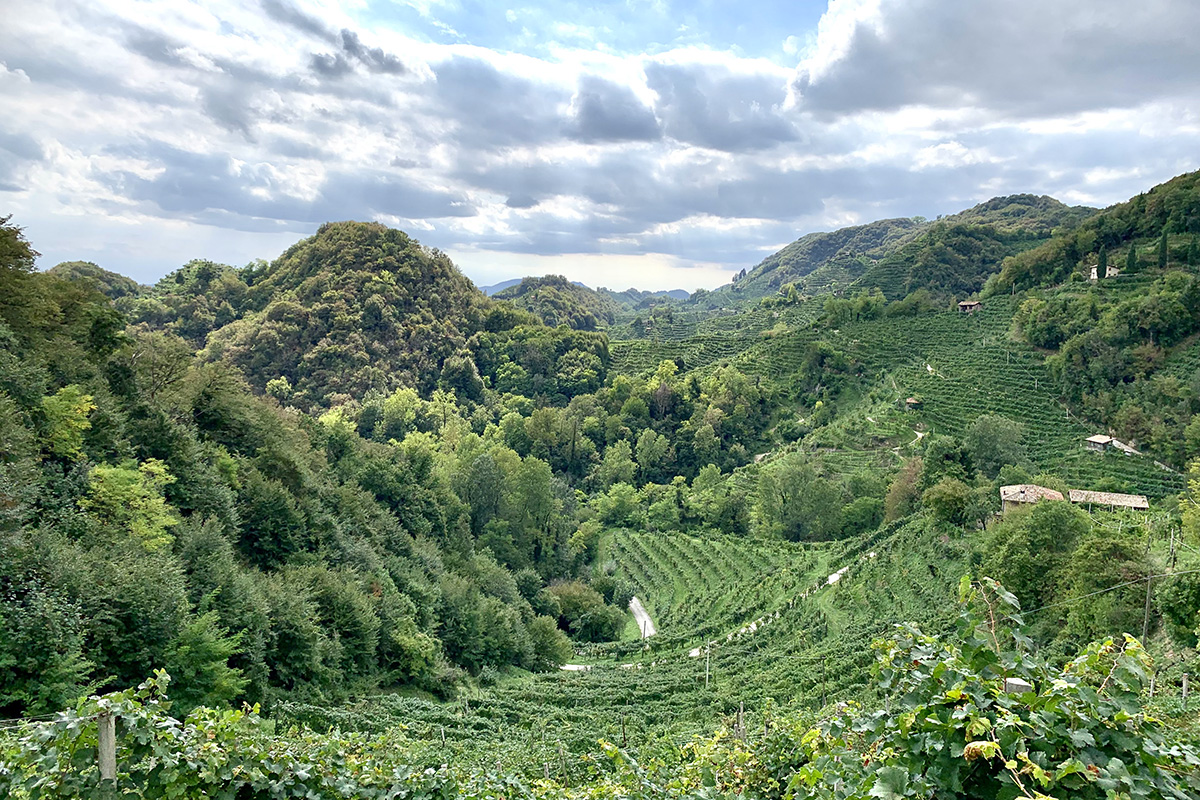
top-left (559, 595), bottom-right (658, 671)
top-left (629, 596), bottom-right (657, 638)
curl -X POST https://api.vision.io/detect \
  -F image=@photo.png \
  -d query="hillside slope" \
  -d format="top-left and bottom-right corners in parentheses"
top-left (494, 274), bottom-right (621, 330)
top-left (699, 217), bottom-right (925, 306)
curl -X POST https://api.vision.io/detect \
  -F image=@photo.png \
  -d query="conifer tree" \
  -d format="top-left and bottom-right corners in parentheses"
top-left (1126, 242), bottom-right (1137, 273)
top-left (1158, 229), bottom-right (1169, 269)
top-left (1097, 244), bottom-right (1107, 278)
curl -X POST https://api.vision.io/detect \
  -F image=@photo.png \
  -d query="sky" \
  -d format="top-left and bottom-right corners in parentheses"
top-left (2, 0), bottom-right (1199, 291)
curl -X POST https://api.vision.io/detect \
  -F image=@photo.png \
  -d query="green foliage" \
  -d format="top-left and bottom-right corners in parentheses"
top-left (526, 615), bottom-right (572, 672)
top-left (922, 477), bottom-right (972, 526)
top-left (964, 414), bottom-right (1028, 478)
top-left (494, 275), bottom-right (620, 330)
top-left (1155, 572), bottom-right (1200, 648)
top-left (190, 222), bottom-right (492, 405)
top-left (778, 579), bottom-right (1200, 800)
top-left (162, 612), bottom-right (246, 713)
top-left (703, 217), bottom-right (924, 305)
top-left (757, 455), bottom-right (845, 541)
top-left (40, 385), bottom-right (94, 459)
top-left (546, 581), bottom-right (625, 642)
top-left (0, 580), bottom-right (91, 717)
top-left (0, 672), bottom-right (473, 799)
top-left (81, 459), bottom-right (179, 550)
top-left (884, 457), bottom-right (923, 522)
top-left (47, 261), bottom-right (141, 301)
top-left (981, 501), bottom-right (1090, 629)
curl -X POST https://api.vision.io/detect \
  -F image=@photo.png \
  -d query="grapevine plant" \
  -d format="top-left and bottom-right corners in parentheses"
top-left (4, 578), bottom-right (1199, 799)
top-left (758, 577), bottom-right (1200, 799)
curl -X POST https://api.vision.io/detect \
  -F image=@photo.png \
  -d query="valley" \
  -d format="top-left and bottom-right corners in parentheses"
top-left (2, 170), bottom-right (1200, 798)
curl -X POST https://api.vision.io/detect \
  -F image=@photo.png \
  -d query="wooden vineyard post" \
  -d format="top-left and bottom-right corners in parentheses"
top-left (558, 742), bottom-right (569, 787)
top-left (98, 710), bottom-right (117, 785)
top-left (705, 644), bottom-right (710, 689)
top-left (621, 712), bottom-right (627, 746)
top-left (1142, 577), bottom-right (1153, 643)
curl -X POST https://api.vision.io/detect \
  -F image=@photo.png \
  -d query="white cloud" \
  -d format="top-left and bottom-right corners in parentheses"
top-left (0, 0), bottom-right (1197, 290)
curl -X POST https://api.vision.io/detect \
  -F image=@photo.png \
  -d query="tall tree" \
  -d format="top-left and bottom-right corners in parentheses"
top-left (1097, 244), bottom-right (1108, 278)
top-left (1158, 229), bottom-right (1169, 269)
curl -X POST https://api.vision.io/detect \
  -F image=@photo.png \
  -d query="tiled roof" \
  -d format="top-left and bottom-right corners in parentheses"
top-left (1068, 490), bottom-right (1149, 509)
top-left (1000, 484), bottom-right (1064, 503)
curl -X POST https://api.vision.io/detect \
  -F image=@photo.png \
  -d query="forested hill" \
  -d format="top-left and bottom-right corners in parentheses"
top-left (119, 222), bottom-right (496, 406)
top-left (697, 195), bottom-right (1097, 312)
top-left (698, 217), bottom-right (925, 306)
top-left (855, 195), bottom-right (1096, 301)
top-left (493, 274), bottom-right (621, 330)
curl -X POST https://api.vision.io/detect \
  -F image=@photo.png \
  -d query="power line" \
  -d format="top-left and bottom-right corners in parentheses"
top-left (1024, 568), bottom-right (1200, 616)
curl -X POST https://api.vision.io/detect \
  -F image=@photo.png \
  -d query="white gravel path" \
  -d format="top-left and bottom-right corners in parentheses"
top-left (629, 595), bottom-right (657, 638)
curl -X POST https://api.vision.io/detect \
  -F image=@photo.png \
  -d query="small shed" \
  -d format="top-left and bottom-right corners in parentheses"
top-left (999, 484), bottom-right (1064, 512)
top-left (958, 300), bottom-right (982, 313)
top-left (1068, 489), bottom-right (1149, 512)
top-left (904, 396), bottom-right (923, 411)
top-left (1085, 434), bottom-right (1113, 452)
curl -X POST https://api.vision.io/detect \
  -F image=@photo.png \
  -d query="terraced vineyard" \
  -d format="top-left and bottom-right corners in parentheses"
top-left (721, 298), bottom-right (1183, 497)
top-left (607, 300), bottom-right (826, 376)
top-left (277, 518), bottom-right (968, 781)
top-left (607, 530), bottom-right (821, 645)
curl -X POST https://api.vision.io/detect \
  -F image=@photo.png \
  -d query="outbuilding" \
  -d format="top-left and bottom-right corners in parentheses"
top-left (1068, 489), bottom-right (1149, 512)
top-left (958, 300), bottom-right (982, 313)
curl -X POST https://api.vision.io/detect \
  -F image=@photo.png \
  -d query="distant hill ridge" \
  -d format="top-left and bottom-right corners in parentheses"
top-left (698, 193), bottom-right (1097, 308)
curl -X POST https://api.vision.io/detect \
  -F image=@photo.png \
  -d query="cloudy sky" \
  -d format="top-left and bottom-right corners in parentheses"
top-left (2, 0), bottom-right (1199, 290)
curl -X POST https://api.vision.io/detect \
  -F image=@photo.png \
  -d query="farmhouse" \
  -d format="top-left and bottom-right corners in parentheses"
top-left (999, 484), bottom-right (1064, 512)
top-left (1068, 489), bottom-right (1149, 512)
top-left (958, 300), bottom-right (982, 313)
top-left (1084, 434), bottom-right (1139, 454)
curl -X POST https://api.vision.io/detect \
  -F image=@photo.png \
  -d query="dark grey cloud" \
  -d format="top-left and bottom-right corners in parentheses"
top-left (338, 30), bottom-right (405, 75)
top-left (0, 131), bottom-right (45, 163)
top-left (260, 0), bottom-right (336, 42)
top-left (310, 29), bottom-right (407, 79)
top-left (567, 75), bottom-right (660, 142)
top-left (795, 0), bottom-right (1200, 118)
top-left (309, 52), bottom-right (354, 78)
top-left (645, 61), bottom-right (796, 151)
top-left (505, 194), bottom-right (539, 209)
top-left (0, 131), bottom-right (45, 193)
top-left (431, 56), bottom-right (568, 149)
top-left (200, 82), bottom-right (259, 137)
top-left (99, 143), bottom-right (475, 231)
